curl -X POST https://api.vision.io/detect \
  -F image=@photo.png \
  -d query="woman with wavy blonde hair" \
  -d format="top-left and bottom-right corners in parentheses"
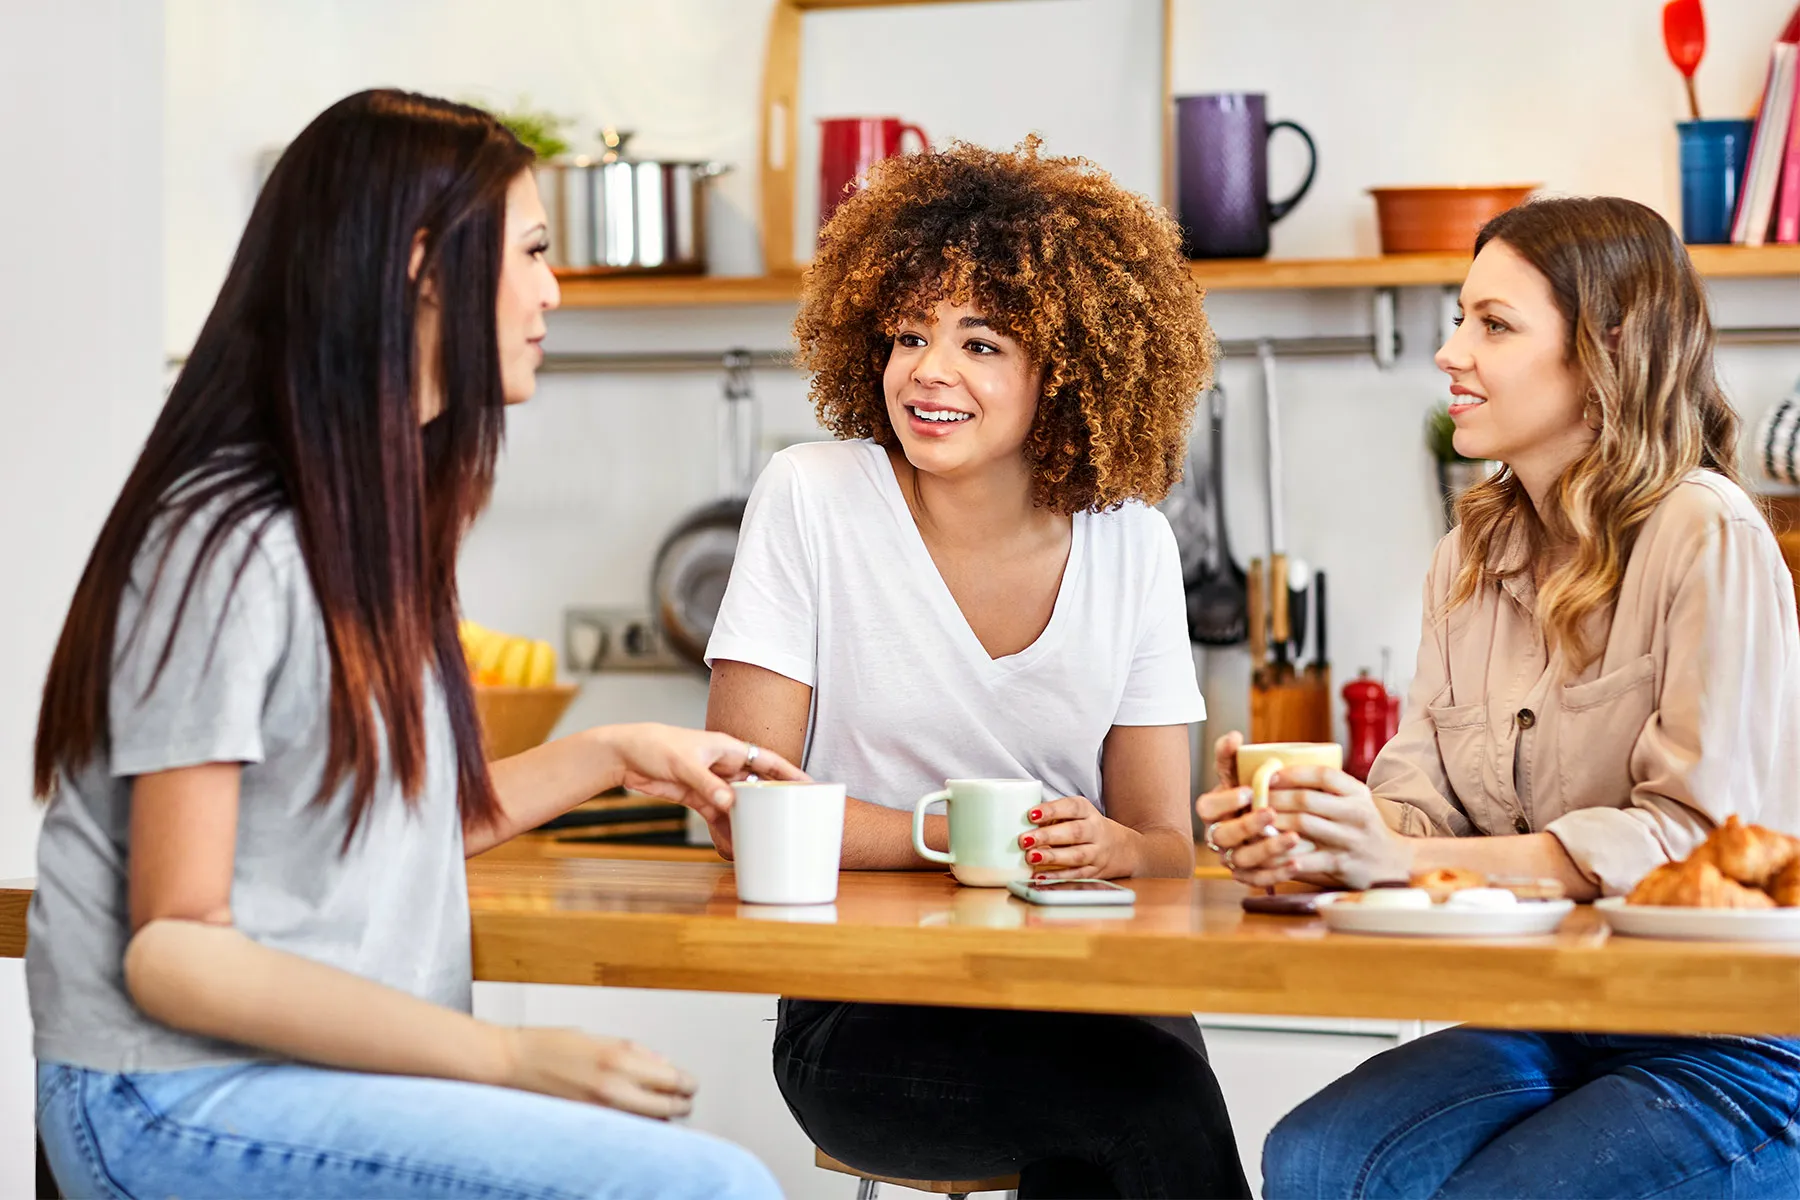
top-left (704, 137), bottom-right (1249, 1196)
top-left (1201, 195), bottom-right (1800, 1198)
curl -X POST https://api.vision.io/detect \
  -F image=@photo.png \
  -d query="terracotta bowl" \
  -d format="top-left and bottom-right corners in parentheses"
top-left (473, 683), bottom-right (578, 760)
top-left (1368, 185), bottom-right (1540, 254)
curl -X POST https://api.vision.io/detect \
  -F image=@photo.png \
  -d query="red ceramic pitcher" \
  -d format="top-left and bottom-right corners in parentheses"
top-left (818, 116), bottom-right (929, 228)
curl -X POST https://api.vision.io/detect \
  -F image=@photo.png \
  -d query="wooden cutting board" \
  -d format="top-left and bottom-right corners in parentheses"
top-left (1767, 497), bottom-right (1800, 619)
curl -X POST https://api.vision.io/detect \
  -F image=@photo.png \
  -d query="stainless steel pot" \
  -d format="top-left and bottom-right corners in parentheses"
top-left (534, 131), bottom-right (728, 275)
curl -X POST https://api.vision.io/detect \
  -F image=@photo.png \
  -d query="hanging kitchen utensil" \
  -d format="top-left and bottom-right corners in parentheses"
top-left (1259, 341), bottom-right (1291, 681)
top-left (1188, 385), bottom-right (1249, 644)
top-left (650, 351), bottom-right (759, 669)
top-left (1756, 383), bottom-right (1800, 487)
top-left (1246, 556), bottom-right (1267, 682)
top-left (1159, 393), bottom-right (1215, 587)
top-left (1286, 556), bottom-right (1310, 665)
top-left (1309, 570), bottom-right (1329, 678)
top-left (1662, 0), bottom-right (1706, 121)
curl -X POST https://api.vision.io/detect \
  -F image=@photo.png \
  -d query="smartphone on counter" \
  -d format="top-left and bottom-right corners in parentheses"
top-left (1006, 878), bottom-right (1136, 906)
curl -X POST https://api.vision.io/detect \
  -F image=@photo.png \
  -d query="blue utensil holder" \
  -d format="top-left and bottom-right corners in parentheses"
top-left (1677, 119), bottom-right (1753, 245)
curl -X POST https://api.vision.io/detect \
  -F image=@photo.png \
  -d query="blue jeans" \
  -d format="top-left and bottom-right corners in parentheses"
top-left (1262, 1028), bottom-right (1800, 1199)
top-left (37, 1060), bottom-right (782, 1199)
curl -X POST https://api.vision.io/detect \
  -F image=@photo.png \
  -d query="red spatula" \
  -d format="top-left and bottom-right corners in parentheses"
top-left (1663, 0), bottom-right (1706, 120)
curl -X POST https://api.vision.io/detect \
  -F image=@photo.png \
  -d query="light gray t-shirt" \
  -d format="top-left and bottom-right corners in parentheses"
top-left (28, 498), bottom-right (471, 1072)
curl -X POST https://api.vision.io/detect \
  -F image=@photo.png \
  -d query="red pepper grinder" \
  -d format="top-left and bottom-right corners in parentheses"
top-left (1342, 670), bottom-right (1389, 782)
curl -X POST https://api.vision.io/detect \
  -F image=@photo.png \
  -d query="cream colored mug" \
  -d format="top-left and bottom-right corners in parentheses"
top-left (1235, 742), bottom-right (1343, 810)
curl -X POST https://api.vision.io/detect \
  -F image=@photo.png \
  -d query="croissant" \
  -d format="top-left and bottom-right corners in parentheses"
top-left (1410, 867), bottom-right (1485, 905)
top-left (1626, 859), bottom-right (1776, 909)
top-left (1769, 859), bottom-right (1800, 909)
top-left (1700, 816), bottom-right (1799, 889)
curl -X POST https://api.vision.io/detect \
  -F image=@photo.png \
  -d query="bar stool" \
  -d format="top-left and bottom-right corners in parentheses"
top-left (814, 1147), bottom-right (1019, 1199)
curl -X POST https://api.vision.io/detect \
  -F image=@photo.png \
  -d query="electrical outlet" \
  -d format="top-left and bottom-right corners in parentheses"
top-left (563, 606), bottom-right (689, 674)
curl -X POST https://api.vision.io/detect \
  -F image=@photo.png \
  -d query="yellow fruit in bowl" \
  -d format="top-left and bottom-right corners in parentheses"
top-left (458, 620), bottom-right (558, 687)
top-left (458, 619), bottom-right (575, 757)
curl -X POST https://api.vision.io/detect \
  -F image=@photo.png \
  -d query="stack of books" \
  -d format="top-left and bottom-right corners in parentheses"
top-left (1732, 4), bottom-right (1800, 245)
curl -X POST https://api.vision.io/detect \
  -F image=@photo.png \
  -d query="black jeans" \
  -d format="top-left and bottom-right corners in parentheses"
top-left (774, 999), bottom-right (1250, 1199)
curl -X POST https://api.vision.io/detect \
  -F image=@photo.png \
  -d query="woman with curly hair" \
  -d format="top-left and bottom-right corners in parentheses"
top-left (705, 138), bottom-right (1248, 1198)
top-left (1202, 197), bottom-right (1800, 1198)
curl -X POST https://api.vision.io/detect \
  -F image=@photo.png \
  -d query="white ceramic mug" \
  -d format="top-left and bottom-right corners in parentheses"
top-left (730, 781), bottom-right (846, 905)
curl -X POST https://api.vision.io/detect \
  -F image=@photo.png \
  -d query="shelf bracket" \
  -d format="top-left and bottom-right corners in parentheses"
top-left (1372, 287), bottom-right (1400, 369)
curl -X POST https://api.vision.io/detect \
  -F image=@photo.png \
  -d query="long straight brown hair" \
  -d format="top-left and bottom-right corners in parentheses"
top-left (1448, 196), bottom-right (1742, 671)
top-left (35, 89), bottom-right (532, 844)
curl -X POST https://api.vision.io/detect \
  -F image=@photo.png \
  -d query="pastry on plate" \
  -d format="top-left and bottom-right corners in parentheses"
top-left (1410, 867), bottom-right (1485, 905)
top-left (1626, 859), bottom-right (1776, 909)
top-left (1698, 815), bottom-right (1799, 889)
top-left (1769, 858), bottom-right (1800, 908)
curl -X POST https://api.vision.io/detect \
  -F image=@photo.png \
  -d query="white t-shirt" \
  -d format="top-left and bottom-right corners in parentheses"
top-left (706, 439), bottom-right (1204, 812)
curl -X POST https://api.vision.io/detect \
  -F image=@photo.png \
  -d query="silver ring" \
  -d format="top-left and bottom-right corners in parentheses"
top-left (1221, 846), bottom-right (1238, 870)
top-left (1203, 823), bottom-right (1226, 854)
top-left (743, 744), bottom-right (760, 766)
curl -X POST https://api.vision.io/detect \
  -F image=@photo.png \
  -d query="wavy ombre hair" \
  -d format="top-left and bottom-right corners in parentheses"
top-left (1447, 196), bottom-right (1741, 671)
top-left (34, 90), bottom-right (532, 845)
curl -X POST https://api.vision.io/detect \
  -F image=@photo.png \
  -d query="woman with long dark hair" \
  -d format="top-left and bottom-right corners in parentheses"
top-left (1201, 196), bottom-right (1800, 1197)
top-left (28, 89), bottom-right (791, 1198)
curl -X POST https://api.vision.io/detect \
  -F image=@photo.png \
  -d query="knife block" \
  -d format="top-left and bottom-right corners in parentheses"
top-left (1250, 666), bottom-right (1333, 744)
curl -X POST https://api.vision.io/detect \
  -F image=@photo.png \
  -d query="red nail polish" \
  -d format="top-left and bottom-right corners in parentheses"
top-left (1028, 851), bottom-right (1043, 864)
top-left (1029, 809), bottom-right (1042, 822)
top-left (1021, 835), bottom-right (1036, 847)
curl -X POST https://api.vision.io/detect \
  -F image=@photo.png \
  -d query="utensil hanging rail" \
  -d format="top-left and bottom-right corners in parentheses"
top-left (531, 336), bottom-right (1398, 376)
top-left (1716, 327), bottom-right (1800, 346)
top-left (165, 324), bottom-right (1800, 379)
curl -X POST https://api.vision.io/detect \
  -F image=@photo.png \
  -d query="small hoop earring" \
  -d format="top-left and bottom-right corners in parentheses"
top-left (1583, 390), bottom-right (1605, 430)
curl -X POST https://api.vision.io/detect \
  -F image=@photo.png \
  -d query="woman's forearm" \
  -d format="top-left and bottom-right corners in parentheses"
top-left (125, 919), bottom-right (515, 1083)
top-left (1406, 831), bottom-right (1598, 901)
top-left (1129, 823), bottom-right (1197, 878)
top-left (842, 796), bottom-right (949, 869)
top-left (471, 727), bottom-right (623, 855)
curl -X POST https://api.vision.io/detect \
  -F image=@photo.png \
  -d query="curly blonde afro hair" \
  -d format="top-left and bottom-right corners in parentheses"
top-left (794, 135), bottom-right (1216, 515)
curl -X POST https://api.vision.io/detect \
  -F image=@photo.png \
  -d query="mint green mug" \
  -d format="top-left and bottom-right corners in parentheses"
top-left (912, 778), bottom-right (1044, 887)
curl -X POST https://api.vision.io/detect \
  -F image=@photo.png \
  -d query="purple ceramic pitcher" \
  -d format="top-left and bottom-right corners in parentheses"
top-left (1175, 93), bottom-right (1316, 259)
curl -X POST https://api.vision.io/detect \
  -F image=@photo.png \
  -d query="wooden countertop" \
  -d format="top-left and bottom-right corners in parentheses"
top-left (6, 860), bottom-right (1799, 1033)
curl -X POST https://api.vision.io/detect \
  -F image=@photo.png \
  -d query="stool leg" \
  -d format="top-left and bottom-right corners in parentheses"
top-left (36, 1133), bottom-right (63, 1200)
top-left (855, 1180), bottom-right (879, 1200)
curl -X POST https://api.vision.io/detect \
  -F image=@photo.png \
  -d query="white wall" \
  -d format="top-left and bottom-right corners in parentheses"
top-left (0, 1), bottom-right (165, 1191)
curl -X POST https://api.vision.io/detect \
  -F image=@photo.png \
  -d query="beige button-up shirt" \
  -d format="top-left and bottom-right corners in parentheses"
top-left (1368, 471), bottom-right (1800, 896)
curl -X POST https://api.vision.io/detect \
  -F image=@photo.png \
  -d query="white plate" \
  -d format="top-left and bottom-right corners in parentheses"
top-left (1318, 894), bottom-right (1574, 938)
top-left (1594, 897), bottom-right (1800, 942)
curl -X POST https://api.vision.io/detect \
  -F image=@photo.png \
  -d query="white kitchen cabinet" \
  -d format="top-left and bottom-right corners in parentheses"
top-left (1198, 1024), bottom-right (1399, 1198)
top-left (475, 985), bottom-right (1398, 1200)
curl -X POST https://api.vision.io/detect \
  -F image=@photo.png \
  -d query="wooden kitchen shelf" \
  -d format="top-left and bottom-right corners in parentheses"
top-left (554, 271), bottom-right (803, 308)
top-left (553, 244), bottom-right (1800, 309)
top-left (1194, 244), bottom-right (1800, 290)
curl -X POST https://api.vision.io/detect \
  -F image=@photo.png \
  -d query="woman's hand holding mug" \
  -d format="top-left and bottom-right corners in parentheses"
top-left (1196, 732), bottom-right (1294, 882)
top-left (1020, 795), bottom-right (1142, 880)
top-left (1196, 732), bottom-right (1412, 889)
top-left (599, 724), bottom-right (808, 858)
